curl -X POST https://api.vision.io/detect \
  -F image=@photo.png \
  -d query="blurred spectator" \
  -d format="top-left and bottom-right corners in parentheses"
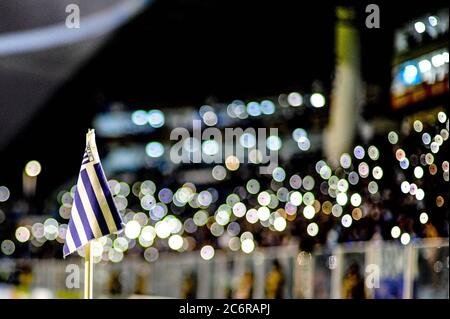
top-left (108, 271), bottom-right (122, 296)
top-left (265, 259), bottom-right (285, 298)
top-left (180, 272), bottom-right (197, 299)
top-left (342, 262), bottom-right (366, 299)
top-left (234, 271), bottom-right (254, 299)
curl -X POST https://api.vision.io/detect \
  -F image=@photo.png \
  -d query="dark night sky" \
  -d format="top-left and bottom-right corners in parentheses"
top-left (0, 0), bottom-right (447, 204)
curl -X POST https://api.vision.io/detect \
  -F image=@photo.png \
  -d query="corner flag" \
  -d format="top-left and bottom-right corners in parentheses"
top-left (63, 129), bottom-right (123, 258)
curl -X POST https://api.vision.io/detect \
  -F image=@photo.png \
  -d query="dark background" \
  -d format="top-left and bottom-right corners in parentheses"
top-left (0, 0), bottom-right (446, 203)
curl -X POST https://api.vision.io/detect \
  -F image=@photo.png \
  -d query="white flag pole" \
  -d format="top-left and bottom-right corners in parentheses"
top-left (84, 241), bottom-right (93, 299)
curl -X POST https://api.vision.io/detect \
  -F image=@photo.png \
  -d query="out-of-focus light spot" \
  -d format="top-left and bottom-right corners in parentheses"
top-left (399, 158), bottom-right (410, 169)
top-left (431, 54), bottom-right (445, 67)
top-left (350, 193), bottom-right (362, 207)
top-left (315, 160), bottom-right (327, 174)
top-left (442, 52), bottom-right (449, 63)
top-left (131, 110), bottom-right (148, 125)
top-left (336, 192), bottom-right (348, 206)
top-left (430, 142), bottom-right (439, 153)
top-left (272, 167), bottom-right (286, 182)
top-left (352, 208), bottom-right (362, 220)
top-left (240, 133), bottom-right (256, 148)
top-left (368, 146), bottom-right (379, 160)
top-left (15, 226), bottom-right (31, 243)
top-left (400, 233), bottom-right (411, 245)
top-left (422, 133), bottom-right (431, 145)
top-left (307, 223), bottom-right (319, 236)
top-left (145, 142), bottom-right (164, 158)
top-left (287, 92), bottom-right (303, 107)
top-left (215, 209), bottom-right (230, 226)
top-left (303, 192), bottom-right (315, 206)
top-left (413, 120), bottom-right (423, 132)
top-left (436, 196), bottom-right (444, 207)
top-left (266, 135), bottom-right (282, 151)
top-left (358, 162), bottom-right (370, 178)
top-left (388, 131), bottom-right (399, 144)
top-left (319, 165), bottom-right (332, 179)
top-left (108, 249), bottom-right (124, 263)
top-left (155, 220), bottom-right (171, 239)
top-left (414, 21), bottom-right (426, 33)
top-left (372, 166), bottom-right (383, 180)
top-left (289, 175), bottom-right (302, 189)
top-left (418, 59), bottom-right (432, 73)
top-left (198, 190), bottom-right (212, 206)
top-left (91, 240), bottom-right (103, 257)
top-left (298, 136), bottom-right (311, 151)
top-left (144, 247), bottom-right (159, 262)
top-left (0, 186), bottom-right (10, 202)
top-left (257, 206), bottom-right (270, 221)
top-left (289, 191), bottom-right (303, 206)
top-left (25, 160), bottom-right (42, 177)
top-left (193, 210), bottom-right (208, 226)
top-left (148, 109), bottom-right (165, 128)
top-left (415, 189), bottom-right (425, 201)
top-left (246, 102), bottom-right (261, 117)
top-left (124, 220), bottom-right (141, 239)
top-left (391, 226), bottom-right (401, 238)
top-left (414, 166), bottom-right (424, 179)
top-left (438, 112), bottom-right (448, 123)
top-left (168, 234), bottom-right (184, 250)
top-left (303, 175), bottom-right (315, 191)
top-left (140, 225), bottom-right (156, 242)
top-left (232, 202), bottom-right (246, 218)
top-left (225, 155), bottom-right (240, 171)
top-left (341, 214), bottom-right (352, 228)
top-left (202, 111), bottom-right (218, 126)
top-left (292, 128), bottom-right (307, 142)
top-left (303, 205), bottom-right (315, 219)
top-left (202, 140), bottom-right (220, 156)
top-left (428, 16), bottom-right (438, 26)
top-left (340, 153), bottom-right (352, 169)
top-left (113, 237), bottom-right (129, 252)
top-left (158, 188), bottom-right (173, 203)
top-left (1, 240), bottom-right (15, 255)
top-left (425, 153), bottom-right (434, 165)
top-left (200, 245), bottom-right (215, 260)
top-left (260, 100), bottom-right (275, 115)
top-left (141, 194), bottom-right (156, 211)
top-left (443, 161), bottom-right (449, 172)
top-left (332, 204), bottom-right (343, 217)
top-left (310, 93), bottom-right (325, 108)
top-left (348, 172), bottom-right (359, 185)
top-left (212, 165), bottom-right (227, 180)
top-left (228, 237), bottom-right (240, 251)
top-left (246, 179), bottom-right (260, 194)
top-left (337, 179), bottom-right (349, 192)
top-left (273, 217), bottom-right (287, 231)
top-left (227, 222), bottom-right (240, 237)
top-left (402, 64), bottom-right (419, 85)
top-left (354, 145), bottom-right (365, 159)
top-left (246, 208), bottom-right (258, 224)
top-left (419, 212), bottom-right (428, 224)
top-left (368, 181), bottom-right (378, 194)
top-left (258, 191), bottom-right (270, 206)
top-left (241, 238), bottom-right (255, 254)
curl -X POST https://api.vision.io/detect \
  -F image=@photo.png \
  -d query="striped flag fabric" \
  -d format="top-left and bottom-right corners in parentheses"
top-left (63, 129), bottom-right (123, 257)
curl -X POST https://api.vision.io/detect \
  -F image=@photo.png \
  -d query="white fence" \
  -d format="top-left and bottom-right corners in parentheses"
top-left (0, 238), bottom-right (448, 299)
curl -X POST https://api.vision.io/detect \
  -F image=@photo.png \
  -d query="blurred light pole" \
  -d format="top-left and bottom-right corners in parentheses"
top-left (324, 6), bottom-right (363, 167)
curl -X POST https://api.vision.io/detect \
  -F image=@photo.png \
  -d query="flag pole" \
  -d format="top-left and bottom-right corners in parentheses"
top-left (84, 241), bottom-right (93, 299)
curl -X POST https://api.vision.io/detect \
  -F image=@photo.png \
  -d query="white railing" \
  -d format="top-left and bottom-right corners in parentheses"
top-left (0, 238), bottom-right (448, 299)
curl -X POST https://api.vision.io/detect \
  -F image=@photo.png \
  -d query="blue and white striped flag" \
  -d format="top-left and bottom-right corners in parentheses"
top-left (63, 129), bottom-right (123, 257)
